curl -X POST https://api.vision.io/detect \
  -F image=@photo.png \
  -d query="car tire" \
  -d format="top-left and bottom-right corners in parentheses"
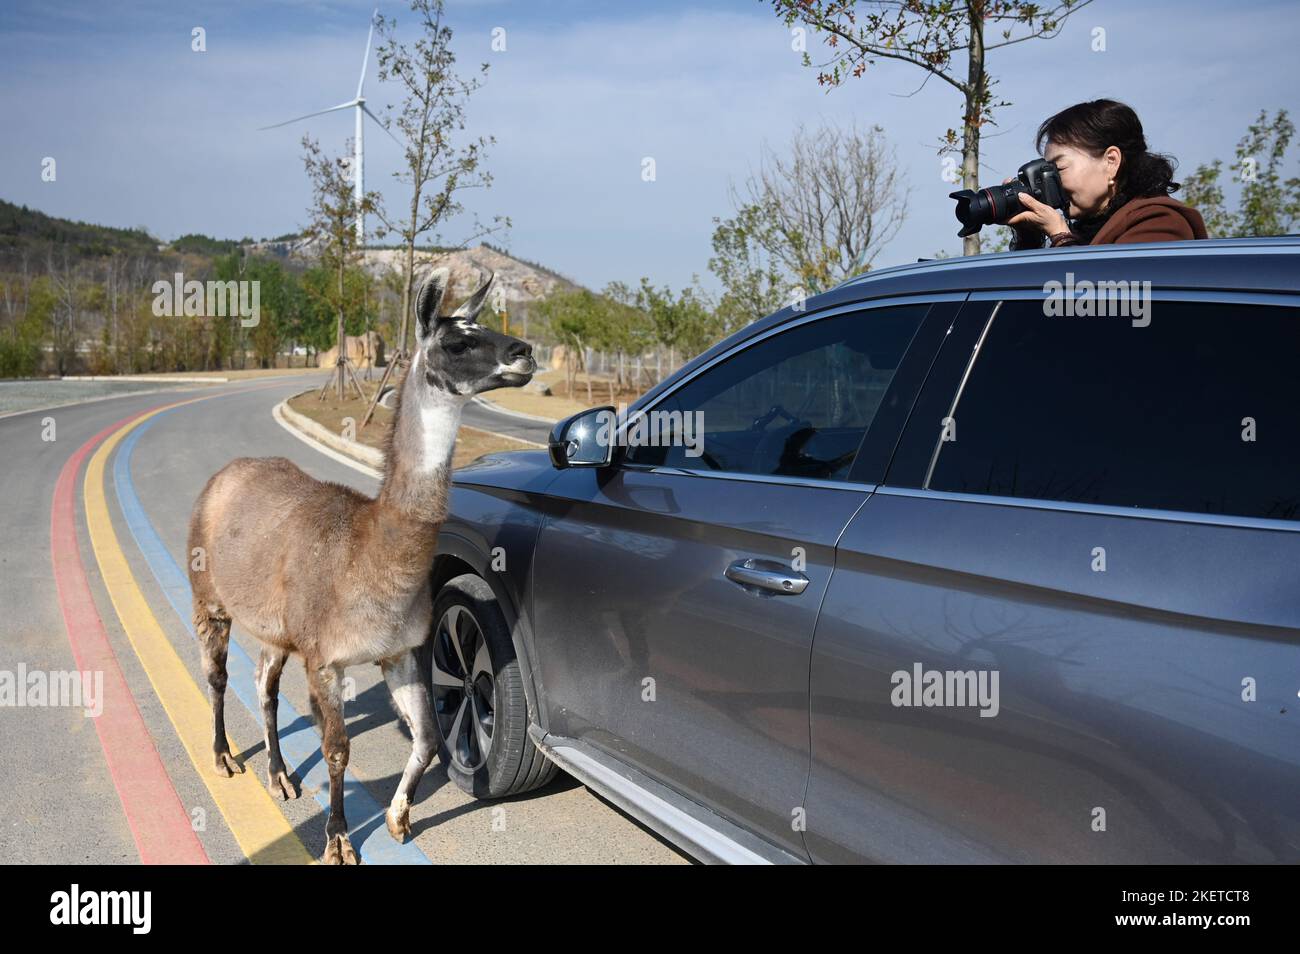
top-left (424, 573), bottom-right (558, 799)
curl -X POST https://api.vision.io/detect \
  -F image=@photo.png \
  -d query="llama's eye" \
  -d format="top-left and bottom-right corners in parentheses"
top-left (443, 341), bottom-right (470, 356)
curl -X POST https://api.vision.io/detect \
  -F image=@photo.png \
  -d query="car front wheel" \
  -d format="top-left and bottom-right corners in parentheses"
top-left (426, 573), bottom-right (558, 799)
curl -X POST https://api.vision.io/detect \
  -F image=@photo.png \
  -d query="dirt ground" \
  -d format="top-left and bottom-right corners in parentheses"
top-left (287, 375), bottom-right (538, 470)
top-left (479, 367), bottom-right (663, 420)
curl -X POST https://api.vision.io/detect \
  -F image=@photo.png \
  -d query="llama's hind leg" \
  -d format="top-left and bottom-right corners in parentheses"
top-left (255, 647), bottom-right (297, 800)
top-left (381, 649), bottom-right (437, 843)
top-left (195, 602), bottom-right (243, 777)
top-left (306, 658), bottom-right (357, 865)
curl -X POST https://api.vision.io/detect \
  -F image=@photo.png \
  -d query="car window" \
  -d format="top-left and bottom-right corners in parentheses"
top-left (927, 298), bottom-right (1300, 520)
top-left (625, 305), bottom-right (928, 480)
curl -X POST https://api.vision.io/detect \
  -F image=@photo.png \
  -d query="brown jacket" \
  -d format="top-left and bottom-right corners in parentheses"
top-left (1051, 195), bottom-right (1208, 246)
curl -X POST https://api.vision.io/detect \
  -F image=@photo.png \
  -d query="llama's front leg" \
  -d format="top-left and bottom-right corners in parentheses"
top-left (381, 649), bottom-right (437, 843)
top-left (306, 659), bottom-right (356, 865)
top-left (195, 605), bottom-right (243, 777)
top-left (255, 647), bottom-right (297, 800)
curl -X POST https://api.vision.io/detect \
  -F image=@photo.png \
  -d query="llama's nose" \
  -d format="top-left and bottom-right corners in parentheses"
top-left (507, 340), bottom-right (533, 362)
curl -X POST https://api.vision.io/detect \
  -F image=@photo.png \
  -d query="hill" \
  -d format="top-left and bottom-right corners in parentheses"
top-left (0, 199), bottom-right (159, 257)
top-left (0, 199), bottom-right (583, 309)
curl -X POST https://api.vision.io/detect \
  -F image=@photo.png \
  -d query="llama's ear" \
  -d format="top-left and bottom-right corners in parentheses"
top-left (451, 270), bottom-right (495, 322)
top-left (415, 268), bottom-right (451, 342)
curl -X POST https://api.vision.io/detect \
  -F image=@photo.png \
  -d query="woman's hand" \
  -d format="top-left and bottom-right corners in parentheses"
top-left (1005, 187), bottom-right (1069, 237)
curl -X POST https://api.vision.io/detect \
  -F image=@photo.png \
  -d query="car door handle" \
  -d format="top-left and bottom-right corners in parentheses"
top-left (724, 558), bottom-right (809, 595)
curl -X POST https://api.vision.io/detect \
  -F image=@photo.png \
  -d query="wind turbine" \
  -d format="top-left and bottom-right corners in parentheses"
top-left (261, 9), bottom-right (399, 245)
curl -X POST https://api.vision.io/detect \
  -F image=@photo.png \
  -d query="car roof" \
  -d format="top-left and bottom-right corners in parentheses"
top-left (836, 235), bottom-right (1300, 300)
top-left (633, 236), bottom-right (1300, 413)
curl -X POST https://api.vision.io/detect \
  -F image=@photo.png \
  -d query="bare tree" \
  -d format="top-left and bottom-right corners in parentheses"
top-left (772, 0), bottom-right (1095, 256)
top-left (724, 122), bottom-right (910, 296)
top-left (47, 247), bottom-right (80, 375)
top-left (362, 0), bottom-right (505, 427)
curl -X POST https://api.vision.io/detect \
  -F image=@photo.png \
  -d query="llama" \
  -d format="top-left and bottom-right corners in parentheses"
top-left (187, 269), bottom-right (534, 864)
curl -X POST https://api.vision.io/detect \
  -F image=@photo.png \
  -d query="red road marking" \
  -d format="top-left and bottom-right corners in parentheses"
top-left (49, 407), bottom-right (210, 865)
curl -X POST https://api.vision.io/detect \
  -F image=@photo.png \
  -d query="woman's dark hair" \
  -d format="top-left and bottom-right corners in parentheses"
top-left (1036, 99), bottom-right (1180, 240)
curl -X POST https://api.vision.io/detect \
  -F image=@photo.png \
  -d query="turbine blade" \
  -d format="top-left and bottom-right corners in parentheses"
top-left (357, 10), bottom-right (377, 100)
top-left (259, 100), bottom-right (357, 130)
top-left (362, 103), bottom-right (403, 148)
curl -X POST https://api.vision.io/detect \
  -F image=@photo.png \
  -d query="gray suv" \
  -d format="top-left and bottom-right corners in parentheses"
top-left (427, 236), bottom-right (1300, 864)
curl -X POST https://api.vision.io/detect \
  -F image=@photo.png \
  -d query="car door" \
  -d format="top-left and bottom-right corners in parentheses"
top-left (806, 290), bottom-right (1300, 863)
top-left (529, 296), bottom-right (960, 857)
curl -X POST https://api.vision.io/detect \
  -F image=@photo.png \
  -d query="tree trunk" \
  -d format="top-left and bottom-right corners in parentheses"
top-left (399, 235), bottom-right (416, 357)
top-left (396, 118), bottom-right (429, 358)
top-left (576, 340), bottom-right (591, 404)
top-left (962, 4), bottom-right (986, 258)
top-left (336, 260), bottom-right (346, 399)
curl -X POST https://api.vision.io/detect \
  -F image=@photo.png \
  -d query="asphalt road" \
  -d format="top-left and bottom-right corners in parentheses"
top-left (0, 376), bottom-right (687, 864)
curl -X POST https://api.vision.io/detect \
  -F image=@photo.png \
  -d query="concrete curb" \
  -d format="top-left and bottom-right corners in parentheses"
top-left (62, 375), bottom-right (229, 383)
top-left (274, 398), bottom-right (384, 479)
top-left (0, 385), bottom-right (206, 422)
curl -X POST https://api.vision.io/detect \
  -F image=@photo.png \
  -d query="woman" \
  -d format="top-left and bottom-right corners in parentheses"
top-left (1006, 99), bottom-right (1208, 249)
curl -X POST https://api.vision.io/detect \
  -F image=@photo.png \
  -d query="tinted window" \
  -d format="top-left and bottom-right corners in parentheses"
top-left (928, 299), bottom-right (1300, 520)
top-left (625, 305), bottom-right (927, 480)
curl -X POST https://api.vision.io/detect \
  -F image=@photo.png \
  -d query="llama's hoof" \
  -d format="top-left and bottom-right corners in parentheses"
top-left (385, 804), bottom-right (411, 843)
top-left (214, 751), bottom-right (244, 777)
top-left (267, 768), bottom-right (299, 801)
top-left (322, 834), bottom-right (358, 865)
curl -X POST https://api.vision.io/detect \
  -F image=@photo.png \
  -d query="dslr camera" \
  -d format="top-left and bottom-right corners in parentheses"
top-left (950, 158), bottom-right (1066, 237)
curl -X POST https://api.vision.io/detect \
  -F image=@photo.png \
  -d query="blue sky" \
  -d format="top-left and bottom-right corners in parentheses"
top-left (2, 0), bottom-right (1298, 293)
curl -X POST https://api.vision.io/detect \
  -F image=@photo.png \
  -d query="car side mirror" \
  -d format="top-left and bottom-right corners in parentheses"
top-left (548, 405), bottom-right (617, 469)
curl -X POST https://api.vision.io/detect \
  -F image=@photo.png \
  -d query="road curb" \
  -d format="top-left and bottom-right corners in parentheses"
top-left (0, 386), bottom-right (185, 422)
top-left (274, 397), bottom-right (384, 478)
top-left (62, 374), bottom-right (229, 383)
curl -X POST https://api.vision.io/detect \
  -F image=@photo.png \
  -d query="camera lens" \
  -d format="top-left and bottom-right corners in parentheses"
top-left (951, 182), bottom-right (1028, 237)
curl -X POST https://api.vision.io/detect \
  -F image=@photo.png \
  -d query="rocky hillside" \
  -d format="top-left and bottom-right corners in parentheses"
top-left (360, 243), bottom-right (578, 307)
top-left (243, 235), bottom-right (580, 307)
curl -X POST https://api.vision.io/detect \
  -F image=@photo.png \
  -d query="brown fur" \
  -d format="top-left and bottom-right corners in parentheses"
top-left (186, 269), bottom-right (533, 864)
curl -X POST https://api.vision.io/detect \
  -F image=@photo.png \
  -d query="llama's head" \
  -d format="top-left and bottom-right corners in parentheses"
top-left (413, 268), bottom-right (535, 397)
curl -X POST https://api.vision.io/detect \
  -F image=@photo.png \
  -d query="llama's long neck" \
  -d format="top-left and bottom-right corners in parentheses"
top-left (377, 352), bottom-right (466, 523)
top-left (353, 355), bottom-right (467, 612)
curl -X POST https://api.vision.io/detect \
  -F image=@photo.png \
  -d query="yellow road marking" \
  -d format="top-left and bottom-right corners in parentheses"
top-left (85, 402), bottom-right (314, 865)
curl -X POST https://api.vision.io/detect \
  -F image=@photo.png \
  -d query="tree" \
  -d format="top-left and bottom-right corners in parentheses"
top-left (216, 254), bottom-right (294, 369)
top-left (598, 281), bottom-right (655, 389)
top-left (709, 202), bottom-right (790, 337)
top-left (758, 122), bottom-right (905, 288)
top-left (1180, 109), bottom-right (1300, 238)
top-left (46, 246), bottom-right (81, 375)
top-left (715, 122), bottom-right (908, 304)
top-left (536, 287), bottom-right (600, 399)
top-left (772, 0), bottom-right (1094, 256)
top-left (636, 278), bottom-right (719, 376)
top-left (363, 0), bottom-right (505, 426)
top-left (300, 135), bottom-right (382, 399)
